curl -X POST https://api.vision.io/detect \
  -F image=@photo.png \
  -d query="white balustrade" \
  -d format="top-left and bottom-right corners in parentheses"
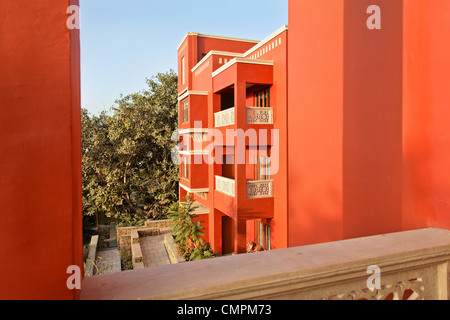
top-left (215, 176), bottom-right (235, 197)
top-left (214, 108), bottom-right (235, 128)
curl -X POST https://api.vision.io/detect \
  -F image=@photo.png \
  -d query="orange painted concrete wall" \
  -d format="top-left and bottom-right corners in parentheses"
top-left (288, 0), bottom-right (450, 247)
top-left (288, 0), bottom-right (345, 247)
top-left (0, 0), bottom-right (82, 299)
top-left (402, 0), bottom-right (450, 231)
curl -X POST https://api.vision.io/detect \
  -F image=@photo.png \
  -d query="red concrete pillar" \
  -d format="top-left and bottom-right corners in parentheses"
top-left (234, 219), bottom-right (247, 254)
top-left (234, 82), bottom-right (248, 212)
top-left (287, 0), bottom-right (345, 247)
top-left (0, 0), bottom-right (82, 299)
top-left (211, 209), bottom-right (223, 254)
top-left (234, 82), bottom-right (248, 253)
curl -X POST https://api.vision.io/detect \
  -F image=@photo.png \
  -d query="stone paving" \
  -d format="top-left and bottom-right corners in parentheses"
top-left (140, 230), bottom-right (172, 267)
top-left (96, 248), bottom-right (122, 275)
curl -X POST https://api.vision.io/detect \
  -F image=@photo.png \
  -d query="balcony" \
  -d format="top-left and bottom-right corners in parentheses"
top-left (247, 180), bottom-right (274, 199)
top-left (246, 107), bottom-right (273, 125)
top-left (80, 228), bottom-right (450, 300)
top-left (215, 178), bottom-right (274, 200)
top-left (214, 107), bottom-right (274, 128)
top-left (214, 108), bottom-right (235, 128)
top-left (215, 175), bottom-right (235, 197)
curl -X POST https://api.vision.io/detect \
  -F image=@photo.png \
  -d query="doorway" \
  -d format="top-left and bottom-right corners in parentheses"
top-left (222, 216), bottom-right (235, 255)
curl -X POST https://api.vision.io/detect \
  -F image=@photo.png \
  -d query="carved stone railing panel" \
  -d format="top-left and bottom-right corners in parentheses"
top-left (215, 176), bottom-right (235, 197)
top-left (322, 278), bottom-right (425, 300)
top-left (246, 107), bottom-right (273, 125)
top-left (214, 108), bottom-right (235, 128)
top-left (247, 180), bottom-right (274, 199)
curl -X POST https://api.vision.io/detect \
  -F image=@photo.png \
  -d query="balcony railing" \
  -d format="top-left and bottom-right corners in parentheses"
top-left (80, 228), bottom-right (450, 300)
top-left (247, 180), bottom-right (274, 199)
top-left (214, 107), bottom-right (274, 127)
top-left (246, 107), bottom-right (273, 125)
top-left (215, 176), bottom-right (235, 197)
top-left (214, 108), bottom-right (235, 128)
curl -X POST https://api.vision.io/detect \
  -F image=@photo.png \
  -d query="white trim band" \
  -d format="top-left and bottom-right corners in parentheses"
top-left (178, 90), bottom-right (209, 101)
top-left (212, 58), bottom-right (274, 78)
top-left (179, 184), bottom-right (210, 194)
top-left (243, 25), bottom-right (288, 57)
top-left (191, 51), bottom-right (244, 73)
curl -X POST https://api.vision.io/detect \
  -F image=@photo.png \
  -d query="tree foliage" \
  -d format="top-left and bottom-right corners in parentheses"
top-left (82, 70), bottom-right (179, 227)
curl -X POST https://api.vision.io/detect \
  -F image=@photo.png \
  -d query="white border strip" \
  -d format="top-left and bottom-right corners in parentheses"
top-left (191, 51), bottom-right (244, 73)
top-left (179, 150), bottom-right (209, 156)
top-left (212, 58), bottom-right (274, 78)
top-left (178, 128), bottom-right (208, 135)
top-left (243, 25), bottom-right (288, 57)
top-left (178, 90), bottom-right (209, 101)
top-left (179, 184), bottom-right (210, 194)
top-left (177, 32), bottom-right (198, 51)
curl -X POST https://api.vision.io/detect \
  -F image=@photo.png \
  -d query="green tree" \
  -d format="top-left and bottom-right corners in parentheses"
top-left (82, 70), bottom-right (179, 227)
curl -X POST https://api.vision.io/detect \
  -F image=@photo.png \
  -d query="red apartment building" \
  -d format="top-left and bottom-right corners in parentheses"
top-left (177, 26), bottom-right (289, 255)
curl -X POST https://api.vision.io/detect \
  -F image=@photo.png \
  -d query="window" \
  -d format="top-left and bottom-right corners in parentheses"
top-left (182, 100), bottom-right (189, 124)
top-left (255, 221), bottom-right (271, 251)
top-left (255, 156), bottom-right (271, 181)
top-left (181, 56), bottom-right (186, 85)
top-left (182, 156), bottom-right (189, 180)
top-left (254, 88), bottom-right (270, 108)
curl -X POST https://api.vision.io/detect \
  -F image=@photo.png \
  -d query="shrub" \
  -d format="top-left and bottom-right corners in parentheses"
top-left (169, 195), bottom-right (215, 261)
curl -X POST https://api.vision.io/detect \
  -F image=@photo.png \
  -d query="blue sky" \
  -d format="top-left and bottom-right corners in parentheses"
top-left (80, 0), bottom-right (288, 115)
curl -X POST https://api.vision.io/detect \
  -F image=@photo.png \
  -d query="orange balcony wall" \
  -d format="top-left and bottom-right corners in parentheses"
top-left (213, 59), bottom-right (273, 94)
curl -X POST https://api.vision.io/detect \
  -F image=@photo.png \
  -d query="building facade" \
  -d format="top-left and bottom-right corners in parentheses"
top-left (178, 0), bottom-right (450, 255)
top-left (177, 27), bottom-right (288, 255)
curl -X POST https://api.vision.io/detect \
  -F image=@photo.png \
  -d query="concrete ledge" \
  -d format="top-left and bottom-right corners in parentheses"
top-left (131, 230), bottom-right (140, 244)
top-left (138, 228), bottom-right (161, 238)
top-left (85, 235), bottom-right (99, 277)
top-left (131, 243), bottom-right (144, 265)
top-left (164, 234), bottom-right (185, 264)
top-left (145, 219), bottom-right (173, 229)
top-left (133, 262), bottom-right (145, 270)
top-left (80, 228), bottom-right (450, 300)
